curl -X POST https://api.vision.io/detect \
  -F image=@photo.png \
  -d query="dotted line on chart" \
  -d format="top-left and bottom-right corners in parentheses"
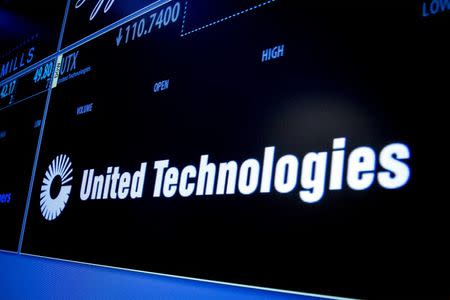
top-left (180, 0), bottom-right (277, 37)
top-left (180, 0), bottom-right (189, 35)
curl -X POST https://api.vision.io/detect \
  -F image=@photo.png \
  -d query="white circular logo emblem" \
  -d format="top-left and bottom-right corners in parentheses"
top-left (40, 154), bottom-right (73, 221)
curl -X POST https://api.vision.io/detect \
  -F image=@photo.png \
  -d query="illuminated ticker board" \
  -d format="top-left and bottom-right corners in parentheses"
top-left (1, 0), bottom-right (449, 299)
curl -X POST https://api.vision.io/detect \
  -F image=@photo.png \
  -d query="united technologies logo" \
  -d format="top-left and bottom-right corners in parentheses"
top-left (40, 154), bottom-right (73, 221)
top-left (36, 138), bottom-right (411, 221)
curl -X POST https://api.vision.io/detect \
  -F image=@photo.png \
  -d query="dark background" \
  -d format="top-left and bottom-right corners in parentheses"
top-left (0, 93), bottom-right (46, 251)
top-left (0, 0), bottom-right (447, 298)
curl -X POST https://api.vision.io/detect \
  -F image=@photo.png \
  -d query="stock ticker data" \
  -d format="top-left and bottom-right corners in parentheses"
top-left (1, 0), bottom-right (449, 299)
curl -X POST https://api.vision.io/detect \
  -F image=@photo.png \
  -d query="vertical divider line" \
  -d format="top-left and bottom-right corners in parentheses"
top-left (58, 0), bottom-right (72, 51)
top-left (17, 0), bottom-right (72, 254)
top-left (17, 82), bottom-right (55, 254)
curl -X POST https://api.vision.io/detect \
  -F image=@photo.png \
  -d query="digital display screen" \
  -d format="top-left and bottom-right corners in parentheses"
top-left (1, 1), bottom-right (448, 298)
